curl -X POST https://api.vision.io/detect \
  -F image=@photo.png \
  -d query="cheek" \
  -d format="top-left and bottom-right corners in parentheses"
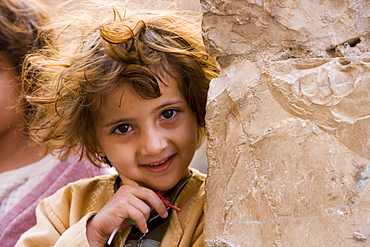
top-left (180, 119), bottom-right (198, 153)
top-left (102, 142), bottom-right (135, 167)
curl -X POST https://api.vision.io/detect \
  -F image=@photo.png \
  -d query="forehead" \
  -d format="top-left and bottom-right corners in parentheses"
top-left (108, 62), bottom-right (180, 101)
top-left (100, 71), bottom-right (183, 114)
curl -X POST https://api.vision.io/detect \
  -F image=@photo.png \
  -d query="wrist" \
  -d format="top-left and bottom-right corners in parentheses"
top-left (86, 215), bottom-right (110, 247)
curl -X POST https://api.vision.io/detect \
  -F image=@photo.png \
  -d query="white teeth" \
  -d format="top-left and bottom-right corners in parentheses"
top-left (146, 158), bottom-right (167, 166)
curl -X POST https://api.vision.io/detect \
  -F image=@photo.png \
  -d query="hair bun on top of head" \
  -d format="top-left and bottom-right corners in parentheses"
top-left (99, 7), bottom-right (147, 62)
top-left (100, 19), bottom-right (146, 45)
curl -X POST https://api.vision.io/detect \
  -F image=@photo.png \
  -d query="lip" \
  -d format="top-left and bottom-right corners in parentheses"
top-left (139, 154), bottom-right (175, 173)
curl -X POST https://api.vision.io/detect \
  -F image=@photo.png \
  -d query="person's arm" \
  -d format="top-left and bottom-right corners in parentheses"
top-left (15, 184), bottom-right (97, 247)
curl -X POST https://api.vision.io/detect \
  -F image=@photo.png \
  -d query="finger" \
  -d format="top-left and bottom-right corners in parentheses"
top-left (126, 205), bottom-right (150, 233)
top-left (117, 182), bottom-right (168, 219)
top-left (132, 188), bottom-right (168, 219)
top-left (116, 190), bottom-right (152, 218)
top-left (119, 174), bottom-right (139, 186)
top-left (104, 192), bottom-right (150, 234)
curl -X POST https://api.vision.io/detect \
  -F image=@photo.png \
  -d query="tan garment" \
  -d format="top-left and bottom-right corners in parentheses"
top-left (15, 168), bottom-right (205, 247)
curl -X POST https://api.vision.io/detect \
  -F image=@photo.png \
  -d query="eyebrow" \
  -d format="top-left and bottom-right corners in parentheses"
top-left (103, 99), bottom-right (185, 128)
top-left (151, 100), bottom-right (183, 114)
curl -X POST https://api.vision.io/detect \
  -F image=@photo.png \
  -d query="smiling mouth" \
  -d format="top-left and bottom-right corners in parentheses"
top-left (145, 158), bottom-right (168, 166)
top-left (142, 155), bottom-right (172, 166)
top-left (140, 155), bottom-right (175, 172)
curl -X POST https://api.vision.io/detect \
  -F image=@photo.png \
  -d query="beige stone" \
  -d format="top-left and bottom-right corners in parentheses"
top-left (202, 0), bottom-right (370, 246)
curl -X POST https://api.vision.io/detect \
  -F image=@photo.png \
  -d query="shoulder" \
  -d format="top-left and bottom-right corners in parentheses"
top-left (44, 174), bottom-right (118, 205)
top-left (39, 174), bottom-right (118, 224)
top-left (178, 168), bottom-right (206, 201)
top-left (173, 169), bottom-right (206, 231)
top-left (63, 174), bottom-right (118, 192)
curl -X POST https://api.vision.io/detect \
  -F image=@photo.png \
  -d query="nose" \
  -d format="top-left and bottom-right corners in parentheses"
top-left (139, 127), bottom-right (168, 156)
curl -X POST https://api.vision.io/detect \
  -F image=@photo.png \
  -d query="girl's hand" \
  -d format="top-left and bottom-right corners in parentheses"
top-left (86, 176), bottom-right (168, 247)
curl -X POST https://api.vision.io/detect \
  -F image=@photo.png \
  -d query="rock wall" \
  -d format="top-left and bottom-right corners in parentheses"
top-left (201, 0), bottom-right (370, 246)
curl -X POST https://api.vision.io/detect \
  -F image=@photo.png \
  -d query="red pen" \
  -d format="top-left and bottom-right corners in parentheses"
top-left (155, 192), bottom-right (181, 212)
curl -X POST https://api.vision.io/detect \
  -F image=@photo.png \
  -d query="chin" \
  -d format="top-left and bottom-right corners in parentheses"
top-left (149, 181), bottom-right (176, 193)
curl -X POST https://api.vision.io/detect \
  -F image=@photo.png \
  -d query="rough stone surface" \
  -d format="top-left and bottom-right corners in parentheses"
top-left (202, 0), bottom-right (370, 246)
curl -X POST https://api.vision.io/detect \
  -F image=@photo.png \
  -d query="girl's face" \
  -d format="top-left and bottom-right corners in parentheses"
top-left (0, 51), bottom-right (23, 140)
top-left (96, 73), bottom-right (198, 193)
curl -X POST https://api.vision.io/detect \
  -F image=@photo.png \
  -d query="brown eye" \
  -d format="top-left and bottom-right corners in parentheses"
top-left (114, 124), bottom-right (131, 134)
top-left (161, 109), bottom-right (177, 119)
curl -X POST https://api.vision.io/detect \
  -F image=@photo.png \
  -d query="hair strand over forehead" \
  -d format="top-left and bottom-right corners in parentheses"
top-left (23, 0), bottom-right (220, 166)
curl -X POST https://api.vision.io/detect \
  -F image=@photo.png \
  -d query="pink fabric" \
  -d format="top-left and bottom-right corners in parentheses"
top-left (0, 154), bottom-right (109, 247)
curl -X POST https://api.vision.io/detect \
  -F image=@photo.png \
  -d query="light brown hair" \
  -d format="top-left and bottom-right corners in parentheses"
top-left (24, 0), bottom-right (220, 166)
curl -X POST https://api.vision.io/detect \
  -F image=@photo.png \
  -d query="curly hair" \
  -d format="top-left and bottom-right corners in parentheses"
top-left (24, 0), bottom-right (220, 166)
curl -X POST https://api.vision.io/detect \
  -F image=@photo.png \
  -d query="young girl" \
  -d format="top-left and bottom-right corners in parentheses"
top-left (16, 0), bottom-right (219, 246)
top-left (0, 1), bottom-right (109, 246)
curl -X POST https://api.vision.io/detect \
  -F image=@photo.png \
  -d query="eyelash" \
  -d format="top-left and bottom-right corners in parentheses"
top-left (113, 124), bottom-right (132, 134)
top-left (113, 109), bottom-right (179, 134)
top-left (160, 109), bottom-right (179, 120)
